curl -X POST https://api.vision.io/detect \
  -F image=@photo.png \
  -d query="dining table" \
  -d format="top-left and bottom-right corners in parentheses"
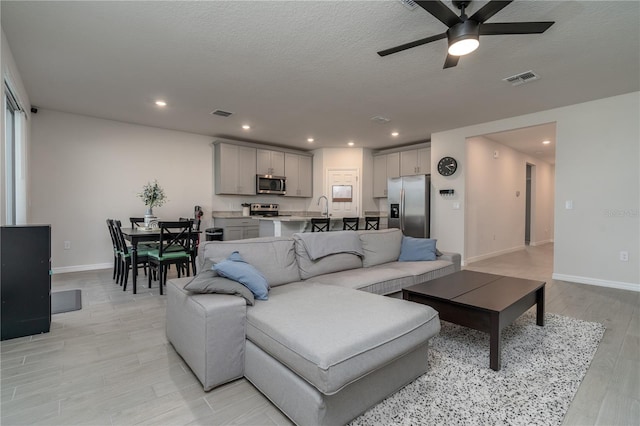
top-left (120, 227), bottom-right (200, 294)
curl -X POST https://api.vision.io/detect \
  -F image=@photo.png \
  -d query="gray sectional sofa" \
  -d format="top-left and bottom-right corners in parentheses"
top-left (166, 228), bottom-right (461, 425)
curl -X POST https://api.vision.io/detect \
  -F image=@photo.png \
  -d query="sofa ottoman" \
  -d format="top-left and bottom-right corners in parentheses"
top-left (244, 282), bottom-right (440, 424)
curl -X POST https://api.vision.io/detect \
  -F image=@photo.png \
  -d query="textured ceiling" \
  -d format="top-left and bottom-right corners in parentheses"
top-left (2, 1), bottom-right (639, 153)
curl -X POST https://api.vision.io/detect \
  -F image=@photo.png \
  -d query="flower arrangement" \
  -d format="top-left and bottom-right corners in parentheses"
top-left (138, 180), bottom-right (167, 208)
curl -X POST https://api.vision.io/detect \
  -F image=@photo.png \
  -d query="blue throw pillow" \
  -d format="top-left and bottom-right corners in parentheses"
top-left (213, 251), bottom-right (269, 300)
top-left (398, 236), bottom-right (438, 262)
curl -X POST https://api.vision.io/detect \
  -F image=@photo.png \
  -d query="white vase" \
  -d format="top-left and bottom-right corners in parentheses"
top-left (144, 207), bottom-right (156, 228)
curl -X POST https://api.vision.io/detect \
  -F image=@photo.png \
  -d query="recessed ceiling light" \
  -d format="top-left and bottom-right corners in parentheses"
top-left (542, 140), bottom-right (551, 145)
top-left (391, 132), bottom-right (399, 137)
top-left (307, 138), bottom-right (314, 143)
top-left (348, 141), bottom-right (355, 146)
top-left (155, 100), bottom-right (167, 107)
top-left (242, 124), bottom-right (251, 130)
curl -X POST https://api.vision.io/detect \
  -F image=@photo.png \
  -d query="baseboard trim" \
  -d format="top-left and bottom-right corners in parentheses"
top-left (552, 273), bottom-right (639, 293)
top-left (52, 263), bottom-right (112, 274)
top-left (465, 245), bottom-right (526, 265)
top-left (529, 239), bottom-right (553, 247)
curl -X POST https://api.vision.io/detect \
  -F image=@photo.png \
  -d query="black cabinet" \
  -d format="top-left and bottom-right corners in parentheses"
top-left (1, 225), bottom-right (51, 340)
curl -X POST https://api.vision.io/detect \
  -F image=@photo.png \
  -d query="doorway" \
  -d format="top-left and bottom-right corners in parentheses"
top-left (326, 169), bottom-right (359, 218)
top-left (525, 163), bottom-right (534, 245)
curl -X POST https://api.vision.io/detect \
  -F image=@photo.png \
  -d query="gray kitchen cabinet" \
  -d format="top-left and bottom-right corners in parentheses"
top-left (284, 153), bottom-right (313, 197)
top-left (257, 149), bottom-right (285, 176)
top-left (214, 143), bottom-right (257, 195)
top-left (373, 152), bottom-right (400, 197)
top-left (213, 217), bottom-right (259, 241)
top-left (400, 147), bottom-right (430, 176)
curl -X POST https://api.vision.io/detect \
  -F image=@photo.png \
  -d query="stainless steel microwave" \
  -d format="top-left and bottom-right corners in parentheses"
top-left (256, 175), bottom-right (286, 195)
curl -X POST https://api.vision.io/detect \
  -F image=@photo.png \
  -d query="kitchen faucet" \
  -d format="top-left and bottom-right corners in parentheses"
top-left (317, 195), bottom-right (329, 217)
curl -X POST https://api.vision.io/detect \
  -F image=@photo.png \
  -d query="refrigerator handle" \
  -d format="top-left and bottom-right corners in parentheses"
top-left (400, 188), bottom-right (405, 232)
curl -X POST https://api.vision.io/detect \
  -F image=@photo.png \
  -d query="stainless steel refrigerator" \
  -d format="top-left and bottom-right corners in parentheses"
top-left (388, 175), bottom-right (430, 238)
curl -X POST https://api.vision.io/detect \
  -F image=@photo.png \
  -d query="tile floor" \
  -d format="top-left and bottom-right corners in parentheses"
top-left (1, 244), bottom-right (638, 425)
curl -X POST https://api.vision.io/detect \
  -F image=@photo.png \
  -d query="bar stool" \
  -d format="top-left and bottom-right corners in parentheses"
top-left (365, 216), bottom-right (380, 230)
top-left (311, 218), bottom-right (330, 232)
top-left (342, 217), bottom-right (359, 231)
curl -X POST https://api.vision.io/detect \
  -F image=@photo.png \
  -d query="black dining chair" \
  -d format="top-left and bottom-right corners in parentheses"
top-left (179, 217), bottom-right (200, 274)
top-left (342, 217), bottom-right (359, 231)
top-left (311, 218), bottom-right (331, 232)
top-left (365, 216), bottom-right (380, 230)
top-left (147, 221), bottom-right (193, 294)
top-left (130, 217), bottom-right (145, 228)
top-left (106, 219), bottom-right (121, 282)
top-left (113, 220), bottom-right (151, 291)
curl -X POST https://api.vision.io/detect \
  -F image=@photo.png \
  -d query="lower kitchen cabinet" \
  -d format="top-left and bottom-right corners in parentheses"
top-left (213, 217), bottom-right (259, 241)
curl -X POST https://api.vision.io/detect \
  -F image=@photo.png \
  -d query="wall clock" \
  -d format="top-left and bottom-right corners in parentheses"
top-left (437, 156), bottom-right (458, 176)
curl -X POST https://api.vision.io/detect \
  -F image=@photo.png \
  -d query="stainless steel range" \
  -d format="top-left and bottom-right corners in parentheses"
top-left (249, 203), bottom-right (279, 217)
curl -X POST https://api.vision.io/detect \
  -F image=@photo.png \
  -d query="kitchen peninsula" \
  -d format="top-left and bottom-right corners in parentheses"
top-left (257, 215), bottom-right (326, 237)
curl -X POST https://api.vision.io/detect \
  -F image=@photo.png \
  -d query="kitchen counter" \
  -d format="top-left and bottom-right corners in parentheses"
top-left (255, 216), bottom-right (316, 236)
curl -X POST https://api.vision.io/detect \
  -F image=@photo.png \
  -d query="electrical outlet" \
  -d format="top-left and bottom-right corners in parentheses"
top-left (64, 241), bottom-right (71, 250)
top-left (619, 251), bottom-right (629, 262)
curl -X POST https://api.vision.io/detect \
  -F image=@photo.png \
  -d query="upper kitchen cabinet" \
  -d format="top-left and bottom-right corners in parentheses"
top-left (284, 153), bottom-right (313, 197)
top-left (214, 143), bottom-right (257, 195)
top-left (373, 152), bottom-right (400, 198)
top-left (400, 147), bottom-right (430, 176)
top-left (257, 149), bottom-right (285, 176)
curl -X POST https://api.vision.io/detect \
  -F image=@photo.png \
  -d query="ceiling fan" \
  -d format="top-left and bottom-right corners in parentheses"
top-left (377, 0), bottom-right (555, 68)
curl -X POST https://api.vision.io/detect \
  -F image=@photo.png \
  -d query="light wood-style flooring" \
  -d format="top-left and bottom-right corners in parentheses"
top-left (1, 244), bottom-right (638, 425)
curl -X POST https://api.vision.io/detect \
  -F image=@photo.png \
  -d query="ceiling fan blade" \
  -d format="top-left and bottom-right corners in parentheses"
top-left (443, 54), bottom-right (460, 69)
top-left (415, 1), bottom-right (462, 27)
top-left (479, 21), bottom-right (555, 35)
top-left (469, 1), bottom-right (513, 23)
top-left (377, 32), bottom-right (447, 57)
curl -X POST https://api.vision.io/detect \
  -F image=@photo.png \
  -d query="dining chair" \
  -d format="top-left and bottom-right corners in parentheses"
top-left (147, 221), bottom-right (193, 294)
top-left (179, 217), bottom-right (199, 274)
top-left (130, 217), bottom-right (145, 228)
top-left (113, 220), bottom-right (151, 291)
top-left (342, 217), bottom-right (359, 231)
top-left (129, 216), bottom-right (161, 251)
top-left (106, 219), bottom-right (121, 282)
top-left (365, 216), bottom-right (380, 230)
top-left (311, 217), bottom-right (331, 232)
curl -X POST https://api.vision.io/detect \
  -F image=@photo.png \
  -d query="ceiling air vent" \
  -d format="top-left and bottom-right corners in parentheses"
top-left (371, 115), bottom-right (391, 124)
top-left (210, 109), bottom-right (234, 117)
top-left (502, 70), bottom-right (540, 86)
top-left (398, 0), bottom-right (419, 11)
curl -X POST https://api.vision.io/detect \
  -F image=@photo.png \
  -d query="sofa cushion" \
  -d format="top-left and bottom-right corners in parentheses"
top-left (398, 236), bottom-right (437, 261)
top-left (357, 228), bottom-right (402, 267)
top-left (386, 259), bottom-right (457, 284)
top-left (184, 259), bottom-right (255, 305)
top-left (293, 234), bottom-right (363, 280)
top-left (245, 282), bottom-right (440, 395)
top-left (306, 266), bottom-right (415, 295)
top-left (198, 236), bottom-right (300, 287)
top-left (214, 252), bottom-right (270, 300)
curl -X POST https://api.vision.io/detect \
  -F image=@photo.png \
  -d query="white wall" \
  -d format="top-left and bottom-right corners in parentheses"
top-left (432, 92), bottom-right (639, 291)
top-left (29, 112), bottom-right (380, 271)
top-left (30, 109), bottom-right (214, 272)
top-left (465, 136), bottom-right (555, 263)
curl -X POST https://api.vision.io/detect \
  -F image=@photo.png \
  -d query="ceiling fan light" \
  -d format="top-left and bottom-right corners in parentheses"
top-left (448, 37), bottom-right (479, 56)
top-left (447, 20), bottom-right (480, 56)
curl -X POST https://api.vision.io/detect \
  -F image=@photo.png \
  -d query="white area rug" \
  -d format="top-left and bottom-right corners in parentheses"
top-left (350, 313), bottom-right (605, 426)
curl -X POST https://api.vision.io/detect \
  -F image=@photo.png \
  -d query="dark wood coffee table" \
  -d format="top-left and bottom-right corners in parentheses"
top-left (403, 270), bottom-right (545, 371)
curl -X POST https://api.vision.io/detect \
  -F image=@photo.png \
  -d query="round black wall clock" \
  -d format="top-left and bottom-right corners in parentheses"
top-left (437, 156), bottom-right (458, 176)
